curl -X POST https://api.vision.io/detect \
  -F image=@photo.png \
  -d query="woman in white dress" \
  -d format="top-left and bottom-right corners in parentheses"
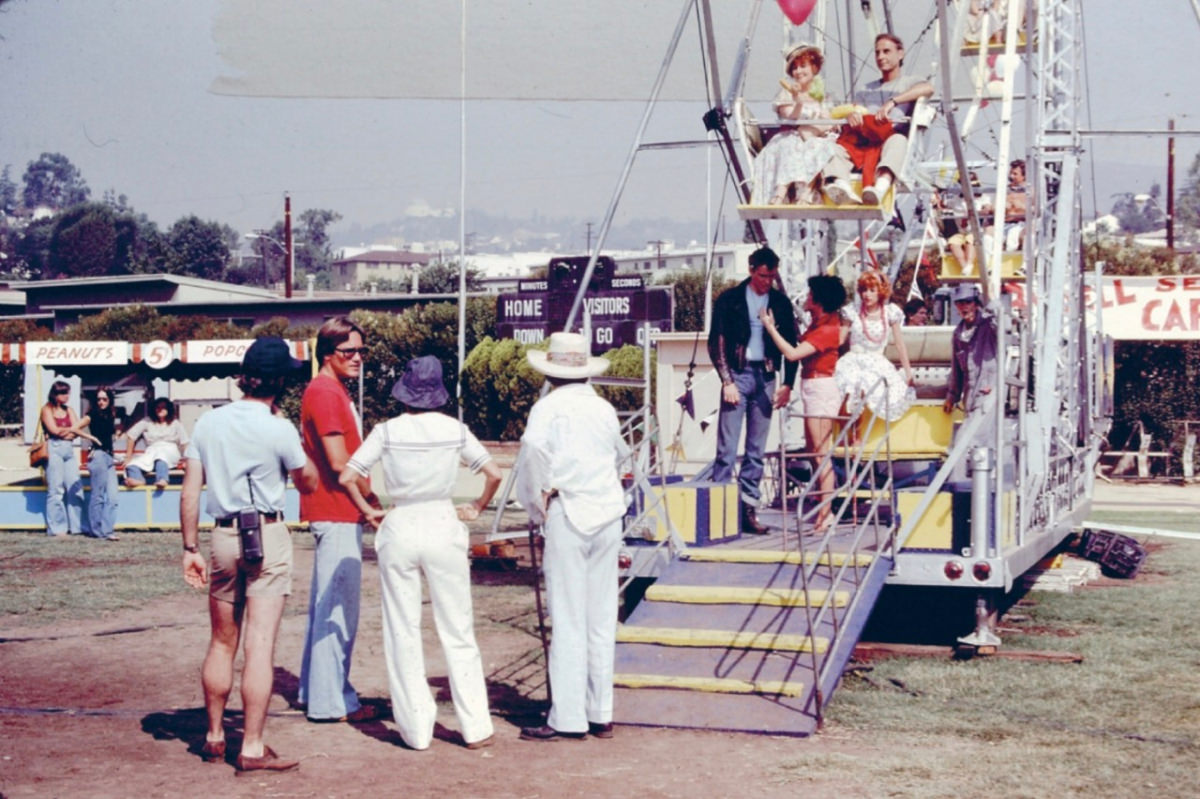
top-left (752, 43), bottom-right (839, 205)
top-left (834, 269), bottom-right (915, 422)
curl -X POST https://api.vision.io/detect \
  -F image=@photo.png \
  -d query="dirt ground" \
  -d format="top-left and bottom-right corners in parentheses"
top-left (0, 528), bottom-right (880, 799)
top-left (0, 478), bottom-right (1195, 798)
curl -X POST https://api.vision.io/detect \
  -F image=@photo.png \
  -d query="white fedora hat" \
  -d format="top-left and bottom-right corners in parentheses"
top-left (527, 332), bottom-right (610, 379)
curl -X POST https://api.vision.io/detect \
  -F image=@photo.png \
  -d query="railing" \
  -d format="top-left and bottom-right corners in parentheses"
top-left (770, 375), bottom-right (902, 724)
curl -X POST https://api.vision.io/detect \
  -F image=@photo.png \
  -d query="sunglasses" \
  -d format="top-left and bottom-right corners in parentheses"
top-left (335, 347), bottom-right (369, 358)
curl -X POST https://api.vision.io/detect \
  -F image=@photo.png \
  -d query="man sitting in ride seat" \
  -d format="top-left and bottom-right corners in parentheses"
top-left (822, 33), bottom-right (934, 206)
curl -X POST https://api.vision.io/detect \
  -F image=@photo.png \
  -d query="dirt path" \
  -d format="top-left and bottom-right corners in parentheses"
top-left (0, 533), bottom-right (873, 799)
top-left (2, 481), bottom-right (1194, 797)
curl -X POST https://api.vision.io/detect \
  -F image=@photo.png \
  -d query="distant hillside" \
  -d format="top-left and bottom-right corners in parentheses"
top-left (334, 208), bottom-right (731, 254)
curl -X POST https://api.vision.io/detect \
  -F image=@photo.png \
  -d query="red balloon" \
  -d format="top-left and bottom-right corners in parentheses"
top-left (777, 0), bottom-right (818, 26)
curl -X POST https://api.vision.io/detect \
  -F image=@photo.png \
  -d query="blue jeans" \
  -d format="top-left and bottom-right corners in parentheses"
top-left (86, 450), bottom-right (119, 539)
top-left (126, 460), bottom-right (169, 485)
top-left (298, 521), bottom-right (364, 719)
top-left (712, 363), bottom-right (774, 506)
top-left (45, 438), bottom-right (84, 535)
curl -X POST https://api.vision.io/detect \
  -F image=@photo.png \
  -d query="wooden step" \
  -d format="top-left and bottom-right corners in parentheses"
top-left (643, 584), bottom-right (849, 608)
top-left (616, 624), bottom-right (828, 654)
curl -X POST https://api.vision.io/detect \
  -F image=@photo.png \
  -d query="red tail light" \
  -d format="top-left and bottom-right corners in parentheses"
top-left (944, 560), bottom-right (964, 580)
top-left (972, 561), bottom-right (992, 581)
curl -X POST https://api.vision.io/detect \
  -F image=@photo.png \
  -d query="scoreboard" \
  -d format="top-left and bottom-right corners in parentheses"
top-left (496, 256), bottom-right (674, 353)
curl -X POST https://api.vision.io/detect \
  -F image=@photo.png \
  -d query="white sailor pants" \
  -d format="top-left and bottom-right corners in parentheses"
top-left (543, 503), bottom-right (622, 734)
top-left (376, 500), bottom-right (493, 749)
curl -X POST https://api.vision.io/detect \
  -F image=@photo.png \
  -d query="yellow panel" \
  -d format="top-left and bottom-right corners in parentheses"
top-left (940, 252), bottom-right (1024, 280)
top-left (644, 585), bottom-right (848, 607)
top-left (708, 482), bottom-right (739, 541)
top-left (737, 179), bottom-right (894, 221)
top-left (662, 484), bottom-right (696, 543)
top-left (616, 625), bottom-right (828, 653)
top-left (850, 403), bottom-right (964, 459)
top-left (613, 672), bottom-right (808, 697)
top-left (684, 549), bottom-right (874, 567)
top-left (1000, 490), bottom-right (1017, 549)
top-left (898, 491), bottom-right (955, 549)
top-left (723, 483), bottom-right (739, 538)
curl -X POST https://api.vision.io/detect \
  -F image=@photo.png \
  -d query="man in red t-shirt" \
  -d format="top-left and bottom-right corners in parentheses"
top-left (297, 317), bottom-right (379, 723)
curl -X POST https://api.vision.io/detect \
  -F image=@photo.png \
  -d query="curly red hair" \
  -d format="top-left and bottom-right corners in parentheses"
top-left (856, 269), bottom-right (892, 302)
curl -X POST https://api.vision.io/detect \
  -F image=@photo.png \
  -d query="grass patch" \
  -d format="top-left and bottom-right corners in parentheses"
top-left (826, 512), bottom-right (1200, 796)
top-left (0, 531), bottom-right (188, 621)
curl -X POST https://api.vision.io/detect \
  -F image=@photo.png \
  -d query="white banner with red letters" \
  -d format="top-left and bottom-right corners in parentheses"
top-left (1085, 276), bottom-right (1200, 341)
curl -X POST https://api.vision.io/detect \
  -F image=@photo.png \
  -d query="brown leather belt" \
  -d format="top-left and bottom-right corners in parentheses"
top-left (215, 512), bottom-right (281, 528)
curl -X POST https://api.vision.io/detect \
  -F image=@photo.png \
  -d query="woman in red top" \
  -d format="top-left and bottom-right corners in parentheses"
top-left (40, 381), bottom-right (99, 536)
top-left (761, 275), bottom-right (847, 532)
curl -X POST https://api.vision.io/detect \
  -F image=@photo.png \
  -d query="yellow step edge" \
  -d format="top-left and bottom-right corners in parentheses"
top-left (644, 585), bottom-right (849, 608)
top-left (616, 625), bottom-right (829, 654)
top-left (683, 549), bottom-right (873, 568)
top-left (614, 673), bottom-right (808, 698)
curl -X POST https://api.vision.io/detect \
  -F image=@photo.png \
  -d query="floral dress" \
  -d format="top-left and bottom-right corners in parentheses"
top-left (834, 302), bottom-right (912, 421)
top-left (752, 91), bottom-right (839, 204)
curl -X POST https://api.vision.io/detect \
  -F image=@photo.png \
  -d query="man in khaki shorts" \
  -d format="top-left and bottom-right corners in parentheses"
top-left (180, 337), bottom-right (317, 773)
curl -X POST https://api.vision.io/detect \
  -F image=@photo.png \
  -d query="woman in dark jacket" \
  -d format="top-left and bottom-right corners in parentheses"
top-left (81, 387), bottom-right (121, 541)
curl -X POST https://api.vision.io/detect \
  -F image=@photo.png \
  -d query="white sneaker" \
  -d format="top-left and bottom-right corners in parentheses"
top-left (824, 179), bottom-right (862, 205)
top-left (862, 174), bottom-right (893, 205)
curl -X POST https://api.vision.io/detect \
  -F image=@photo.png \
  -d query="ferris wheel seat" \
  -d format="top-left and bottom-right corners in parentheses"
top-left (939, 252), bottom-right (1024, 280)
top-left (961, 32), bottom-right (1035, 57)
top-left (737, 179), bottom-right (895, 221)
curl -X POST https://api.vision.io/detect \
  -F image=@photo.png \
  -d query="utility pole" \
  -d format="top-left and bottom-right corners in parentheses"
top-left (648, 239), bottom-right (666, 271)
top-left (284, 192), bottom-right (294, 298)
top-left (586, 222), bottom-right (594, 254)
top-left (1167, 119), bottom-right (1175, 250)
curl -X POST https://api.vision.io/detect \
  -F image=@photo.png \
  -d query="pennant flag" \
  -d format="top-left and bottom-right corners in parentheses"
top-left (676, 388), bottom-right (695, 420)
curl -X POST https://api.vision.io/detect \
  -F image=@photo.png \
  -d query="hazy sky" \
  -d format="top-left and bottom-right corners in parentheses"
top-left (3, 0), bottom-right (1198, 245)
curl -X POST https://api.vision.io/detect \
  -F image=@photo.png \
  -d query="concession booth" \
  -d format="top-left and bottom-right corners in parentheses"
top-left (2, 338), bottom-right (311, 531)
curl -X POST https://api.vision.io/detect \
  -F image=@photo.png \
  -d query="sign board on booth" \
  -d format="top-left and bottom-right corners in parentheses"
top-left (1086, 276), bottom-right (1200, 340)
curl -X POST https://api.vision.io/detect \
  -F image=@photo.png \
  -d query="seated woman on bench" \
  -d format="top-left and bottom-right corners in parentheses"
top-left (124, 397), bottom-right (188, 489)
top-left (751, 43), bottom-right (839, 205)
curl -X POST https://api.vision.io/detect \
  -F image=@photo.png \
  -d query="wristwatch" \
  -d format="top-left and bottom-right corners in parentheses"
top-left (183, 543), bottom-right (199, 554)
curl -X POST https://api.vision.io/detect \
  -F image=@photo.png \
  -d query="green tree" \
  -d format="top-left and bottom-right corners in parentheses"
top-left (1083, 238), bottom-right (1198, 276)
top-left (256, 208), bottom-right (342, 289)
top-left (0, 318), bottom-right (54, 424)
top-left (46, 202), bottom-right (139, 277)
top-left (298, 208), bottom-right (341, 268)
top-left (0, 165), bottom-right (17, 215)
top-left (656, 270), bottom-right (737, 332)
top-left (9, 216), bottom-right (54, 278)
top-left (165, 215), bottom-right (237, 280)
top-left (1110, 184), bottom-right (1165, 235)
top-left (417, 260), bottom-right (483, 294)
top-left (1176, 152), bottom-right (1200, 244)
top-left (21, 152), bottom-right (90, 210)
top-left (462, 336), bottom-right (542, 440)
